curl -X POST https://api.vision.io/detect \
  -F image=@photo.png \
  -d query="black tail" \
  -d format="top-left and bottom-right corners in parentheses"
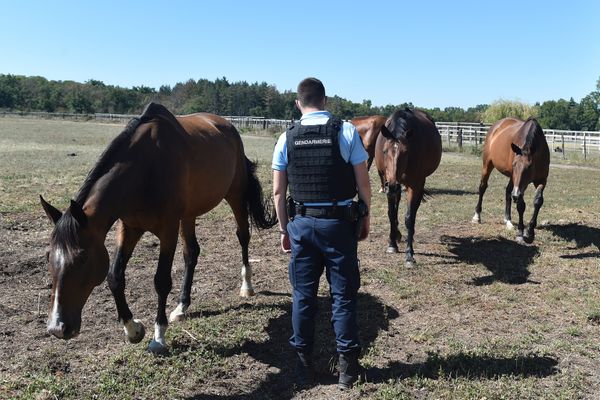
top-left (245, 157), bottom-right (278, 229)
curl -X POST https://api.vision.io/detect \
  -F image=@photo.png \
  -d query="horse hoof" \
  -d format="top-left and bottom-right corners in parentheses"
top-left (124, 319), bottom-right (145, 344)
top-left (240, 288), bottom-right (255, 297)
top-left (386, 246), bottom-right (399, 254)
top-left (523, 233), bottom-right (535, 244)
top-left (169, 304), bottom-right (188, 323)
top-left (471, 215), bottom-right (481, 224)
top-left (148, 339), bottom-right (169, 355)
top-left (405, 259), bottom-right (416, 268)
top-left (516, 236), bottom-right (525, 244)
top-left (505, 221), bottom-right (514, 230)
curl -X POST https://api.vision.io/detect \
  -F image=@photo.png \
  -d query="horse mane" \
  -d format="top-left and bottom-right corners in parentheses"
top-left (74, 102), bottom-right (176, 204)
top-left (387, 108), bottom-right (415, 139)
top-left (51, 208), bottom-right (82, 254)
top-left (523, 117), bottom-right (542, 152)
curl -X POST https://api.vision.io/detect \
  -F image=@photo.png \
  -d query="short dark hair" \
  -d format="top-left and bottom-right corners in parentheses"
top-left (297, 77), bottom-right (325, 107)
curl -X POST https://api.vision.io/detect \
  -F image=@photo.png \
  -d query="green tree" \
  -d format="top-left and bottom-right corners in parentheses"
top-left (482, 99), bottom-right (537, 124)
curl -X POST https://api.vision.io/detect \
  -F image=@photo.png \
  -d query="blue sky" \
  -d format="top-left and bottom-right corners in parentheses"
top-left (1, 0), bottom-right (598, 108)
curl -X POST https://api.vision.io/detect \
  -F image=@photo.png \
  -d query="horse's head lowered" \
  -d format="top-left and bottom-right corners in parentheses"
top-left (40, 196), bottom-right (109, 339)
top-left (510, 142), bottom-right (536, 201)
top-left (380, 109), bottom-right (416, 195)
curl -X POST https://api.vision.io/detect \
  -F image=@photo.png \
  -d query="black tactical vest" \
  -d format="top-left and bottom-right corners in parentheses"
top-left (286, 117), bottom-right (356, 203)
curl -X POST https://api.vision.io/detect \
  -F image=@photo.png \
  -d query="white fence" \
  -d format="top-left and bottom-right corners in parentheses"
top-left (435, 122), bottom-right (600, 158)
top-left (1, 110), bottom-right (598, 157)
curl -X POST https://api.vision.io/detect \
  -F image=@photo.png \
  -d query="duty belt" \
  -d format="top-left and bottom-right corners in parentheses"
top-left (291, 204), bottom-right (357, 221)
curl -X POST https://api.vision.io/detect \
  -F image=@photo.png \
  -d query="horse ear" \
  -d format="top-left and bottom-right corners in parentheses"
top-left (69, 200), bottom-right (88, 228)
top-left (381, 125), bottom-right (393, 139)
top-left (40, 195), bottom-right (62, 225)
top-left (511, 143), bottom-right (522, 156)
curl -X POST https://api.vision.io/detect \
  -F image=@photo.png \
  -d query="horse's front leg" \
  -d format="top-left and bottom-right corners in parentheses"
top-left (404, 186), bottom-right (423, 267)
top-left (472, 163), bottom-right (493, 223)
top-left (149, 226), bottom-right (178, 354)
top-left (169, 219), bottom-right (200, 322)
top-left (386, 189), bottom-right (401, 253)
top-left (107, 221), bottom-right (145, 344)
top-left (504, 181), bottom-right (514, 229)
top-left (515, 195), bottom-right (526, 244)
top-left (524, 182), bottom-right (545, 244)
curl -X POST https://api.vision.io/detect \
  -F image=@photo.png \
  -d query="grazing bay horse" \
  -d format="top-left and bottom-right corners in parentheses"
top-left (41, 103), bottom-right (277, 353)
top-left (472, 117), bottom-right (549, 244)
top-left (351, 115), bottom-right (387, 171)
top-left (375, 108), bottom-right (441, 266)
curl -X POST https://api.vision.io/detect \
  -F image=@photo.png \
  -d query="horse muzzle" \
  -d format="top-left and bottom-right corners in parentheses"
top-left (47, 317), bottom-right (80, 340)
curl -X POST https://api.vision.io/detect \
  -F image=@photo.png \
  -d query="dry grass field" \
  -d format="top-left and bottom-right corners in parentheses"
top-left (0, 117), bottom-right (599, 399)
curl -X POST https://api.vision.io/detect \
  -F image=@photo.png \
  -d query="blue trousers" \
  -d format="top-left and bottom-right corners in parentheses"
top-left (287, 215), bottom-right (361, 355)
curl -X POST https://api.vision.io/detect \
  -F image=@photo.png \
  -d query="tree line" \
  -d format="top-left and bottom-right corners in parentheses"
top-left (0, 74), bottom-right (598, 130)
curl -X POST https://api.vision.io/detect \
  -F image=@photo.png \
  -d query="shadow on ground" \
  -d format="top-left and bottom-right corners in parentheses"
top-left (183, 292), bottom-right (399, 399)
top-left (440, 235), bottom-right (539, 285)
top-left (426, 187), bottom-right (478, 196)
top-left (544, 223), bottom-right (600, 259)
top-left (367, 351), bottom-right (558, 382)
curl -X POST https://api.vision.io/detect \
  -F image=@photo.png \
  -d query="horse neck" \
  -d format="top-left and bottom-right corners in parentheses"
top-left (80, 162), bottom-right (145, 236)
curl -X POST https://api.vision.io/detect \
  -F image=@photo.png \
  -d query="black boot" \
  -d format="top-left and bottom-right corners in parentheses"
top-left (338, 351), bottom-right (362, 390)
top-left (295, 351), bottom-right (314, 387)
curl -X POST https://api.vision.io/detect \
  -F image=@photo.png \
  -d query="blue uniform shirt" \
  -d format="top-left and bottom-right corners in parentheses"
top-left (272, 110), bottom-right (368, 206)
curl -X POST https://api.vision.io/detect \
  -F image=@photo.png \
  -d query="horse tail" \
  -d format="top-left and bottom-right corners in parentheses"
top-left (244, 157), bottom-right (278, 229)
top-left (422, 188), bottom-right (433, 203)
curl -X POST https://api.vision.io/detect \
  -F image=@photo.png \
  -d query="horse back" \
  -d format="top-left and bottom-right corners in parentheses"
top-left (352, 115), bottom-right (386, 155)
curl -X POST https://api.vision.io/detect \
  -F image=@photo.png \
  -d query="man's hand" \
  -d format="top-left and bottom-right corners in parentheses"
top-left (358, 215), bottom-right (370, 241)
top-left (281, 232), bottom-right (291, 253)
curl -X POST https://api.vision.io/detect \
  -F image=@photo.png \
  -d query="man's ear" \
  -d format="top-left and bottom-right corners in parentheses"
top-left (511, 143), bottom-right (522, 156)
top-left (40, 195), bottom-right (62, 225)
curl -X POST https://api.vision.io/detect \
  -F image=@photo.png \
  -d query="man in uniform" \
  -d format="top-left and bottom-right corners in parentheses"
top-left (272, 77), bottom-right (371, 389)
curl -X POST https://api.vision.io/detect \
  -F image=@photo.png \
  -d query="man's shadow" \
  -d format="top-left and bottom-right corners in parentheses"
top-left (544, 223), bottom-right (600, 259)
top-left (183, 291), bottom-right (399, 399)
top-left (440, 235), bottom-right (539, 285)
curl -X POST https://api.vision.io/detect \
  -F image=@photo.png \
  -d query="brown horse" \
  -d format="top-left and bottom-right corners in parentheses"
top-left (351, 115), bottom-right (387, 171)
top-left (40, 103), bottom-right (276, 353)
top-left (472, 117), bottom-right (549, 243)
top-left (375, 108), bottom-right (441, 266)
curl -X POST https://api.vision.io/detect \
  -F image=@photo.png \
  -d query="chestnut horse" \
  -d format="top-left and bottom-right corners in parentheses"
top-left (375, 108), bottom-right (441, 266)
top-left (472, 117), bottom-right (549, 243)
top-left (351, 115), bottom-right (387, 171)
top-left (41, 103), bottom-right (276, 353)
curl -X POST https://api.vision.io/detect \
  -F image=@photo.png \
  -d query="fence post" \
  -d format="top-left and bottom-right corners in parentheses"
top-left (457, 128), bottom-right (463, 150)
top-left (561, 132), bottom-right (565, 159)
top-left (583, 132), bottom-right (587, 161)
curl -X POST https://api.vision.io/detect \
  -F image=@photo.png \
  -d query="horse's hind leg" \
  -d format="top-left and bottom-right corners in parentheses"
top-left (226, 194), bottom-right (254, 297)
top-left (524, 181), bottom-right (545, 244)
top-left (504, 180), bottom-right (514, 229)
top-left (107, 221), bottom-right (145, 344)
top-left (472, 162), bottom-right (493, 223)
top-left (405, 185), bottom-right (424, 266)
top-left (169, 218), bottom-right (200, 322)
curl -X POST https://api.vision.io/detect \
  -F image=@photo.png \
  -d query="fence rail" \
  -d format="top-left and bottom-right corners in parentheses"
top-left (2, 110), bottom-right (599, 157)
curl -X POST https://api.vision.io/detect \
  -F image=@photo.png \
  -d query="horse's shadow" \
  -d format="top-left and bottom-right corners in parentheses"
top-left (426, 187), bottom-right (478, 196)
top-left (367, 351), bottom-right (558, 382)
top-left (182, 291), bottom-right (399, 399)
top-left (440, 235), bottom-right (539, 285)
top-left (543, 223), bottom-right (600, 259)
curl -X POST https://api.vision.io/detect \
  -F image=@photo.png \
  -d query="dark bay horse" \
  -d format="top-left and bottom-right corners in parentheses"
top-left (375, 108), bottom-right (441, 266)
top-left (41, 103), bottom-right (276, 353)
top-left (351, 115), bottom-right (387, 171)
top-left (472, 117), bottom-right (549, 244)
